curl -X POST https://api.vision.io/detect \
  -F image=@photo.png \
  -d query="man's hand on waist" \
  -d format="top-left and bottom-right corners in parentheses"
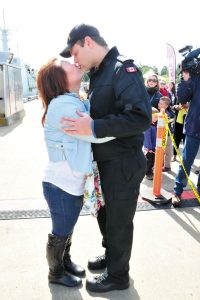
top-left (61, 110), bottom-right (93, 135)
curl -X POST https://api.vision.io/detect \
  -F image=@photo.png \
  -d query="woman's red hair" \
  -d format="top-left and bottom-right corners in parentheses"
top-left (36, 58), bottom-right (69, 125)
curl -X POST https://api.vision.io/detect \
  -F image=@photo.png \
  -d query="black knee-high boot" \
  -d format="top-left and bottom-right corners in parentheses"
top-left (46, 234), bottom-right (82, 287)
top-left (62, 233), bottom-right (85, 277)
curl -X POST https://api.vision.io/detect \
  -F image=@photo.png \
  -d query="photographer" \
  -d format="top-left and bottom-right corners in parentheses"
top-left (172, 52), bottom-right (200, 206)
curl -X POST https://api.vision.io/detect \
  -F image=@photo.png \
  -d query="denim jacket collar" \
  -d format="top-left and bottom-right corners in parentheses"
top-left (64, 92), bottom-right (80, 99)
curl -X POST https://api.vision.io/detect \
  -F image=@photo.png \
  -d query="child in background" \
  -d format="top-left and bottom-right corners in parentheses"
top-left (143, 108), bottom-right (158, 180)
top-left (158, 96), bottom-right (175, 172)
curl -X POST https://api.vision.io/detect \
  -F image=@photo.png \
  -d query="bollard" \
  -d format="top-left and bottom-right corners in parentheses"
top-left (153, 109), bottom-right (166, 196)
top-left (141, 109), bottom-right (172, 204)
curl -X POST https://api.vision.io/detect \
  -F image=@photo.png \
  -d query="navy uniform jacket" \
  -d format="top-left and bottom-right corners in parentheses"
top-left (88, 46), bottom-right (151, 161)
top-left (177, 76), bottom-right (200, 140)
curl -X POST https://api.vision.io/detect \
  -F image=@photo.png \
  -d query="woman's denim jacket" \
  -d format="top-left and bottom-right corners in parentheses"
top-left (44, 93), bottom-right (114, 174)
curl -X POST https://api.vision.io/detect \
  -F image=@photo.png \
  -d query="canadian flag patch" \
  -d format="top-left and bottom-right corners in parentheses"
top-left (126, 67), bottom-right (137, 73)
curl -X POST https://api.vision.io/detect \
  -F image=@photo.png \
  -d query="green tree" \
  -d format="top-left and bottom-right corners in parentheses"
top-left (139, 64), bottom-right (153, 74)
top-left (160, 66), bottom-right (168, 76)
top-left (152, 66), bottom-right (158, 74)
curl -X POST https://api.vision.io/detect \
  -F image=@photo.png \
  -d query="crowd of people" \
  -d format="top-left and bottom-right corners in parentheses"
top-left (143, 72), bottom-right (200, 208)
top-left (143, 74), bottom-right (186, 179)
top-left (36, 23), bottom-right (200, 294)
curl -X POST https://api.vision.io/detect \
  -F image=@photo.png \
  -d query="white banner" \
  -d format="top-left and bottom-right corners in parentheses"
top-left (166, 43), bottom-right (176, 82)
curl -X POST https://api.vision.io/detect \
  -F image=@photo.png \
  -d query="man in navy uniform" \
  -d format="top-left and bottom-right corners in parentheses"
top-left (60, 23), bottom-right (151, 293)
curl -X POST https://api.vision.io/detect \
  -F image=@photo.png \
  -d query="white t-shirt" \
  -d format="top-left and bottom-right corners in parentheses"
top-left (43, 160), bottom-right (85, 196)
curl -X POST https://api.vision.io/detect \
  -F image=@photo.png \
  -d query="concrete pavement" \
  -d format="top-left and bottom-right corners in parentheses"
top-left (0, 99), bottom-right (200, 300)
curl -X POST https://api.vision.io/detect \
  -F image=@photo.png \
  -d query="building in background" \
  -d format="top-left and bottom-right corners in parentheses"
top-left (0, 23), bottom-right (37, 125)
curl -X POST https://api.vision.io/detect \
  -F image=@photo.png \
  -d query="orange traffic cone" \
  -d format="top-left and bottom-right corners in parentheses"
top-left (141, 109), bottom-right (172, 204)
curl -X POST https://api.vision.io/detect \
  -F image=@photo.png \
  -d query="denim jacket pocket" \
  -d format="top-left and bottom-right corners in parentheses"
top-left (46, 139), bottom-right (77, 162)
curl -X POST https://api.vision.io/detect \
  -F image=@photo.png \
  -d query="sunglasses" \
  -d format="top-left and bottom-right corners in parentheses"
top-left (148, 79), bottom-right (157, 83)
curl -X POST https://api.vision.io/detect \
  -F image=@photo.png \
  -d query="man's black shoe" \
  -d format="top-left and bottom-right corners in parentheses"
top-left (88, 254), bottom-right (107, 270)
top-left (86, 270), bottom-right (129, 293)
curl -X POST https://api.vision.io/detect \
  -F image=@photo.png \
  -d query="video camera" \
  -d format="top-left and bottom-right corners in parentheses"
top-left (179, 45), bottom-right (200, 76)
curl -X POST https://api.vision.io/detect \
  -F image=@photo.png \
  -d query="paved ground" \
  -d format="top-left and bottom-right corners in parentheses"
top-left (0, 99), bottom-right (200, 300)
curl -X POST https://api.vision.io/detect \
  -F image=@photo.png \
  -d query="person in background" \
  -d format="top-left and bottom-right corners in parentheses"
top-left (172, 102), bottom-right (188, 161)
top-left (59, 23), bottom-right (151, 293)
top-left (36, 58), bottom-right (114, 288)
top-left (168, 81), bottom-right (177, 105)
top-left (172, 70), bottom-right (200, 206)
top-left (145, 74), bottom-right (163, 109)
top-left (159, 80), bottom-right (170, 98)
top-left (143, 75), bottom-right (162, 179)
top-left (143, 107), bottom-right (158, 180)
top-left (158, 96), bottom-right (175, 172)
top-left (168, 80), bottom-right (188, 162)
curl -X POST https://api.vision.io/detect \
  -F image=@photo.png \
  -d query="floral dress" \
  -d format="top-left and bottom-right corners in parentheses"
top-left (83, 161), bottom-right (105, 217)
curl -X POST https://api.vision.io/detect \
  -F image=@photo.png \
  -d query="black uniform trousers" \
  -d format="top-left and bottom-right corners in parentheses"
top-left (97, 151), bottom-right (146, 284)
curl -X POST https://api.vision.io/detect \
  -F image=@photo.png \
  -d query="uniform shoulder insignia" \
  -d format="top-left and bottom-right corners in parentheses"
top-left (126, 66), bottom-right (138, 73)
top-left (117, 55), bottom-right (134, 63)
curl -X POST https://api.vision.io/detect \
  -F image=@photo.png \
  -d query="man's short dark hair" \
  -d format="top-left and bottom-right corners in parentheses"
top-left (59, 24), bottom-right (107, 58)
top-left (77, 36), bottom-right (108, 48)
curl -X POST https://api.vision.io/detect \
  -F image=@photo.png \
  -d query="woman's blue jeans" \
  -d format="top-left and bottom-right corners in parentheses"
top-left (174, 135), bottom-right (200, 196)
top-left (42, 182), bottom-right (83, 237)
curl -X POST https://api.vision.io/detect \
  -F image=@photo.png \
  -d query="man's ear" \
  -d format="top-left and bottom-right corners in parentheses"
top-left (84, 36), bottom-right (93, 47)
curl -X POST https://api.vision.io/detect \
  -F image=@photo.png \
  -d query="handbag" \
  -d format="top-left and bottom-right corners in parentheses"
top-left (83, 161), bottom-right (105, 217)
